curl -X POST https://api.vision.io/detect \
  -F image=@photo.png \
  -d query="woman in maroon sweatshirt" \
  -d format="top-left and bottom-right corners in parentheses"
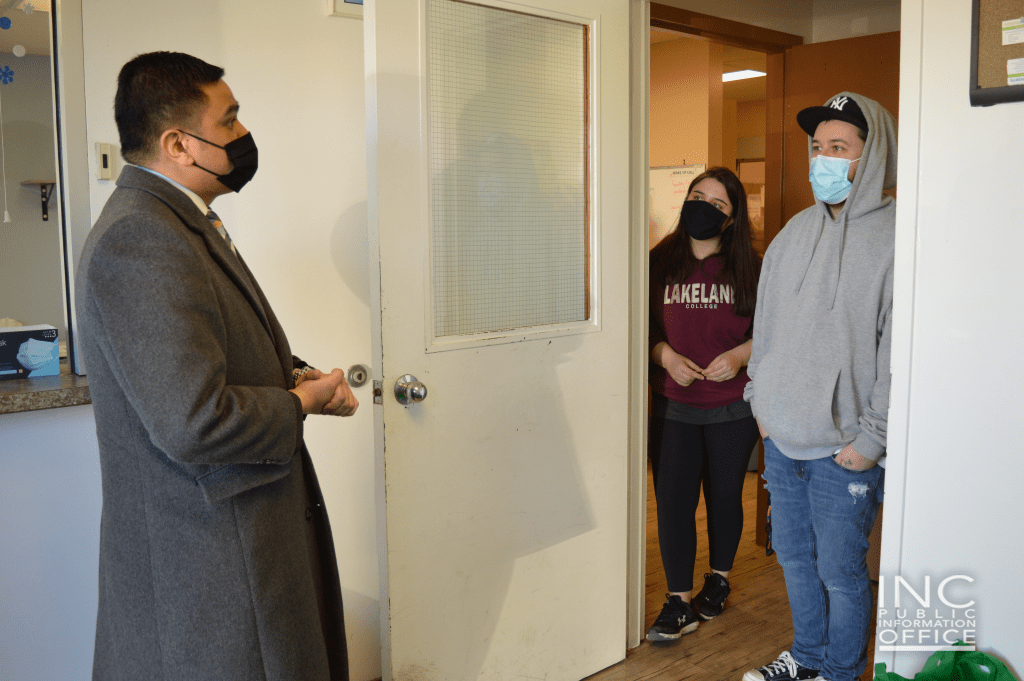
top-left (646, 167), bottom-right (762, 642)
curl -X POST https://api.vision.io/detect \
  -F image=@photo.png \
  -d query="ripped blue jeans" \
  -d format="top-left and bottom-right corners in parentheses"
top-left (762, 437), bottom-right (883, 681)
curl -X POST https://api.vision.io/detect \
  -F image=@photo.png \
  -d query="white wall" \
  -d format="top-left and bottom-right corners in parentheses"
top-left (812, 0), bottom-right (901, 43)
top-left (881, 0), bottom-right (1024, 675)
top-left (0, 406), bottom-right (101, 680)
top-left (1, 1), bottom-right (378, 680)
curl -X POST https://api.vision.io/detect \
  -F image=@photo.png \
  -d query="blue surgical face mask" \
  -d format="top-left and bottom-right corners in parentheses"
top-left (808, 154), bottom-right (860, 205)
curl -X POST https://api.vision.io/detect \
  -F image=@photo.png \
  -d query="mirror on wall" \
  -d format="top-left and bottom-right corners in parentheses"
top-left (1, 0), bottom-right (91, 375)
top-left (0, 0), bottom-right (65, 351)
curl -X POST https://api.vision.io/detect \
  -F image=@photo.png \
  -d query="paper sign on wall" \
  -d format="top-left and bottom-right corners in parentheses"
top-left (1002, 18), bottom-right (1024, 45)
top-left (1007, 57), bottom-right (1024, 86)
top-left (649, 165), bottom-right (706, 247)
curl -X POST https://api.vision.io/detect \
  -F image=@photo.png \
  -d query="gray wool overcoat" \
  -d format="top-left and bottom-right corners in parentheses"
top-left (76, 166), bottom-right (347, 681)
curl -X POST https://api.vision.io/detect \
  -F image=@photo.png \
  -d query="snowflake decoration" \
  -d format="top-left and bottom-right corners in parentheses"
top-left (0, 16), bottom-right (11, 30)
top-left (0, 66), bottom-right (13, 84)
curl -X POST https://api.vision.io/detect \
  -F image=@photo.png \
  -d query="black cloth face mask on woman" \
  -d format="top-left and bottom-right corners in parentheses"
top-left (680, 199), bottom-right (730, 241)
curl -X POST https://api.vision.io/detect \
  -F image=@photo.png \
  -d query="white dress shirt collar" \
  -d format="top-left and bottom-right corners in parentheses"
top-left (133, 164), bottom-right (211, 217)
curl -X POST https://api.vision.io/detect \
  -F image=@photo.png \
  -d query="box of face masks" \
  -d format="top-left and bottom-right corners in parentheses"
top-left (0, 325), bottom-right (61, 380)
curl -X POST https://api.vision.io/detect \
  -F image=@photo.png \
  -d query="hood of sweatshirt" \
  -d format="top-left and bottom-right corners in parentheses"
top-left (743, 92), bottom-right (898, 461)
top-left (799, 92), bottom-right (898, 308)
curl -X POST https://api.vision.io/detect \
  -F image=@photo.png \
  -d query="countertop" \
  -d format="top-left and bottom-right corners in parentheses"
top-left (0, 362), bottom-right (91, 415)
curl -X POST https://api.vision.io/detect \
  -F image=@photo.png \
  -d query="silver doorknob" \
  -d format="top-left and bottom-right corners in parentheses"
top-left (394, 374), bottom-right (428, 405)
top-left (347, 364), bottom-right (370, 387)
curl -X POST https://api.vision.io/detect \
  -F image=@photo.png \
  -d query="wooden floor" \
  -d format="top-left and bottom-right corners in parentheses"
top-left (584, 464), bottom-right (876, 681)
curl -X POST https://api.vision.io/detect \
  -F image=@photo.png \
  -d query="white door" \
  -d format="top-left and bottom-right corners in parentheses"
top-left (365, 1), bottom-right (635, 679)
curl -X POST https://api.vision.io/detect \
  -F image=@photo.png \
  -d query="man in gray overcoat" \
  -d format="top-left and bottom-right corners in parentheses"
top-left (76, 51), bottom-right (357, 681)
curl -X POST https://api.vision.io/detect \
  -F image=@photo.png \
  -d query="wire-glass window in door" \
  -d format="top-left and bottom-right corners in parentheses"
top-left (428, 0), bottom-right (590, 339)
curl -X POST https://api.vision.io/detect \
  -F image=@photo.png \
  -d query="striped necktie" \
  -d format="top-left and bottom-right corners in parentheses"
top-left (206, 209), bottom-right (237, 256)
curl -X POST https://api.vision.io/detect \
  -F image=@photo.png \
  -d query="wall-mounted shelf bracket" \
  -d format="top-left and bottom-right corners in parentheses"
top-left (21, 180), bottom-right (56, 221)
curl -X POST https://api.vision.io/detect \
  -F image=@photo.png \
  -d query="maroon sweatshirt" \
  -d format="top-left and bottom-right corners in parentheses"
top-left (650, 256), bottom-right (758, 408)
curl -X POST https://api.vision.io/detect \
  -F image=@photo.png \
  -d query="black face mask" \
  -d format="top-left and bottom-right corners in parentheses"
top-left (680, 199), bottom-right (729, 240)
top-left (181, 131), bottom-right (259, 192)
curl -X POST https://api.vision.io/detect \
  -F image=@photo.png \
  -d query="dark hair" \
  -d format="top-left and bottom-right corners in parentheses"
top-left (650, 166), bottom-right (759, 317)
top-left (115, 52), bottom-right (225, 164)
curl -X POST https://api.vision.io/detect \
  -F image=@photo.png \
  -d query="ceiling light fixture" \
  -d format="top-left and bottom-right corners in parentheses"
top-left (723, 69), bottom-right (766, 82)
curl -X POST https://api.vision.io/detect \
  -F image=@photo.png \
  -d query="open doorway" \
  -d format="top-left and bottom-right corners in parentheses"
top-left (608, 3), bottom-right (900, 680)
top-left (640, 14), bottom-right (800, 680)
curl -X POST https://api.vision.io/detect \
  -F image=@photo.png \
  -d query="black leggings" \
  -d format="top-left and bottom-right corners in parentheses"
top-left (648, 415), bottom-right (760, 593)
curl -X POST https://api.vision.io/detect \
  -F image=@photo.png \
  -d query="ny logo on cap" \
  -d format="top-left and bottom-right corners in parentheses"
top-left (830, 96), bottom-right (850, 111)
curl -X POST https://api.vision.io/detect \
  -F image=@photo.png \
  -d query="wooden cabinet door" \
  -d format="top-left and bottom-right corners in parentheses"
top-left (781, 31), bottom-right (901, 226)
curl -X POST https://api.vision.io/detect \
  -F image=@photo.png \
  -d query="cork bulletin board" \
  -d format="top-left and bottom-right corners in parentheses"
top-left (970, 0), bottom-right (1024, 106)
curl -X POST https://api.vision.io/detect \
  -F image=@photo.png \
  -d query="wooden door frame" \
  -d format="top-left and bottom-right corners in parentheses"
top-left (627, 0), bottom-right (651, 650)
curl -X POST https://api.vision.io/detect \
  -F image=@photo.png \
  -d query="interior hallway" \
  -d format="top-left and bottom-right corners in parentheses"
top-left (585, 463), bottom-right (876, 681)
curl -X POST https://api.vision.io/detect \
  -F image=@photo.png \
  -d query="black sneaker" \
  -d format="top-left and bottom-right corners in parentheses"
top-left (645, 594), bottom-right (699, 642)
top-left (692, 572), bottom-right (730, 620)
top-left (742, 651), bottom-right (820, 681)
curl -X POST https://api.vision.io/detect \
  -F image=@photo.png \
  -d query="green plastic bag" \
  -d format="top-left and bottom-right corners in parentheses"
top-left (874, 643), bottom-right (1019, 681)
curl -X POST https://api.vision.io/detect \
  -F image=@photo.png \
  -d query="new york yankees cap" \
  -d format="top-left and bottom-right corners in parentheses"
top-left (797, 94), bottom-right (869, 137)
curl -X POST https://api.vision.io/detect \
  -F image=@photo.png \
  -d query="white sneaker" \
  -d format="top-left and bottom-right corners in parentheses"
top-left (742, 651), bottom-right (821, 681)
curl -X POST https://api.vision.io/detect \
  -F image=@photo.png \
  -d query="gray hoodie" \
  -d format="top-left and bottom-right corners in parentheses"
top-left (744, 92), bottom-right (897, 462)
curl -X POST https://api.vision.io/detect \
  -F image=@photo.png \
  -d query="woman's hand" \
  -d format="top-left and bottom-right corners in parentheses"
top-left (660, 348), bottom-right (705, 387)
top-left (704, 339), bottom-right (751, 382)
top-left (703, 348), bottom-right (744, 382)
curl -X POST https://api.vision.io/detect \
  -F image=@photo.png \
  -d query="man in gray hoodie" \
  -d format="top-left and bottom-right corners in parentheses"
top-left (741, 93), bottom-right (897, 681)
